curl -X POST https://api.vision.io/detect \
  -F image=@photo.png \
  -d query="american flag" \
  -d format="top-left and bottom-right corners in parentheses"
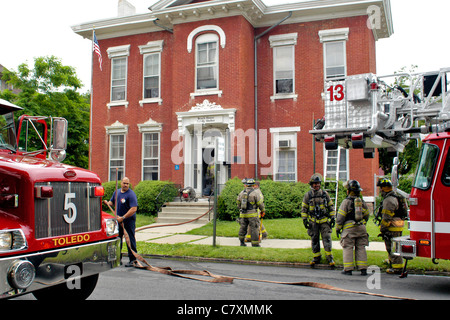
top-left (93, 31), bottom-right (103, 71)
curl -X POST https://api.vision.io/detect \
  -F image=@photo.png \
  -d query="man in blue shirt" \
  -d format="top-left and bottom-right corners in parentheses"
top-left (105, 177), bottom-right (138, 267)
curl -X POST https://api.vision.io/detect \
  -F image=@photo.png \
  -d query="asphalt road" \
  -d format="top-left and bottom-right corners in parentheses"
top-left (14, 257), bottom-right (450, 305)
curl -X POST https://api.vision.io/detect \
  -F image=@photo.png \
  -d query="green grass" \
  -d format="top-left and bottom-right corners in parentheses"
top-left (184, 217), bottom-right (409, 242)
top-left (134, 215), bottom-right (450, 274)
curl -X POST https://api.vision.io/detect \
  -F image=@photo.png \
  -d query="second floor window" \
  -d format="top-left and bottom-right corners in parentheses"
top-left (143, 53), bottom-right (160, 99)
top-left (111, 57), bottom-right (127, 101)
top-left (324, 41), bottom-right (346, 80)
top-left (196, 33), bottom-right (219, 91)
top-left (274, 46), bottom-right (294, 94)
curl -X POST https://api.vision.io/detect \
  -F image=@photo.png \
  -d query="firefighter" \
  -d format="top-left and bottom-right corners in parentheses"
top-left (237, 178), bottom-right (265, 247)
top-left (377, 178), bottom-right (405, 274)
top-left (245, 181), bottom-right (268, 242)
top-left (301, 173), bottom-right (336, 267)
top-left (335, 180), bottom-right (370, 275)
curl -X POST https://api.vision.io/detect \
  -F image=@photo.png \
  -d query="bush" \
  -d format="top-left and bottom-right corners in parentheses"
top-left (134, 181), bottom-right (178, 216)
top-left (217, 178), bottom-right (349, 221)
top-left (101, 180), bottom-right (177, 216)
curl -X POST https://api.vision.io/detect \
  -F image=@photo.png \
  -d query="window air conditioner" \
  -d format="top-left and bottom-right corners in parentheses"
top-left (279, 140), bottom-right (291, 148)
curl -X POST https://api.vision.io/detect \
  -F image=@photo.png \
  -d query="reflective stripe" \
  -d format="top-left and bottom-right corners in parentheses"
top-left (239, 212), bottom-right (258, 218)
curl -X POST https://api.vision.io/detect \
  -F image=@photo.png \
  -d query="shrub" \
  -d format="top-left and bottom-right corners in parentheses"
top-left (217, 178), bottom-right (349, 221)
top-left (134, 181), bottom-right (178, 216)
top-left (101, 180), bottom-right (177, 216)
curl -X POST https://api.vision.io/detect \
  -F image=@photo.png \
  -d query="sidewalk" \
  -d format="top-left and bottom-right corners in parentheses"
top-left (135, 222), bottom-right (386, 251)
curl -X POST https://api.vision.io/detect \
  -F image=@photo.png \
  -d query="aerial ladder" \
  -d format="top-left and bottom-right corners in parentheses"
top-left (310, 67), bottom-right (450, 156)
top-left (310, 67), bottom-right (450, 275)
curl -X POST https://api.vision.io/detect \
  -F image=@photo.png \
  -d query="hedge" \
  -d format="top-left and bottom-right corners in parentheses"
top-left (102, 180), bottom-right (178, 217)
top-left (217, 177), bottom-right (348, 221)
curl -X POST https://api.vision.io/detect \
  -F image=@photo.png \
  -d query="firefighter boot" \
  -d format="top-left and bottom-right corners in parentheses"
top-left (239, 236), bottom-right (246, 247)
top-left (327, 256), bottom-right (335, 268)
top-left (310, 254), bottom-right (321, 267)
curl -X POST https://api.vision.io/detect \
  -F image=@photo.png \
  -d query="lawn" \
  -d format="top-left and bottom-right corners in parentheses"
top-left (134, 215), bottom-right (450, 274)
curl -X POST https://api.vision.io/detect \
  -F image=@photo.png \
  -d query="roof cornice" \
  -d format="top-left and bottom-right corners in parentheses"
top-left (72, 0), bottom-right (392, 41)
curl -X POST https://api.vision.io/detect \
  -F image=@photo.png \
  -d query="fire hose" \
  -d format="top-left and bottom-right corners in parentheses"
top-left (104, 202), bottom-right (414, 300)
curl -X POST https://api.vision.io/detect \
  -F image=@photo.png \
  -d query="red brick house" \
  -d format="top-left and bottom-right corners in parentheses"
top-left (72, 0), bottom-right (393, 197)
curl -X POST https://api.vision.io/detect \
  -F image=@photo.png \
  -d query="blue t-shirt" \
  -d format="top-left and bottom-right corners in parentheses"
top-left (110, 189), bottom-right (138, 220)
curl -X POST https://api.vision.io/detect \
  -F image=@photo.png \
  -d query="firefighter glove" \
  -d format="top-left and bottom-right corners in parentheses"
top-left (303, 219), bottom-right (310, 229)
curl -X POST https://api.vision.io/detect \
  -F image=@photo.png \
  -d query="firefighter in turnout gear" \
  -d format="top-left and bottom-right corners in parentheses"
top-left (301, 173), bottom-right (336, 267)
top-left (336, 180), bottom-right (370, 275)
top-left (378, 178), bottom-right (406, 274)
top-left (237, 178), bottom-right (265, 247)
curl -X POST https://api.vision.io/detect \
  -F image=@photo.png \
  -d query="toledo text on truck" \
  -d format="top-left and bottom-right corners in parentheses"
top-left (0, 98), bottom-right (120, 299)
top-left (310, 67), bottom-right (450, 273)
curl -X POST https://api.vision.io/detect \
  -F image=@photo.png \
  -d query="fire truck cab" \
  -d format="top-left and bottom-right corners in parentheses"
top-left (0, 98), bottom-right (120, 299)
top-left (394, 130), bottom-right (450, 262)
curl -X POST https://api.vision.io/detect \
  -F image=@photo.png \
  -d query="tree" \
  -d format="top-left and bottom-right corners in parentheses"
top-left (378, 65), bottom-right (420, 176)
top-left (0, 56), bottom-right (90, 168)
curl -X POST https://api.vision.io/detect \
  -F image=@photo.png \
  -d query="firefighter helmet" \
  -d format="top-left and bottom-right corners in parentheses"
top-left (346, 180), bottom-right (363, 192)
top-left (309, 173), bottom-right (323, 185)
top-left (377, 178), bottom-right (392, 188)
top-left (244, 178), bottom-right (255, 186)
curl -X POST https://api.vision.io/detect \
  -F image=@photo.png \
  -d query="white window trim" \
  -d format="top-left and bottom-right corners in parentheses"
top-left (107, 45), bottom-right (130, 108)
top-left (105, 121), bottom-right (128, 182)
top-left (269, 33), bottom-right (298, 102)
top-left (319, 28), bottom-right (349, 81)
top-left (319, 28), bottom-right (349, 43)
top-left (269, 127), bottom-right (300, 182)
top-left (192, 33), bottom-right (222, 98)
top-left (139, 41), bottom-right (164, 106)
top-left (187, 25), bottom-right (226, 53)
top-left (138, 118), bottom-right (162, 181)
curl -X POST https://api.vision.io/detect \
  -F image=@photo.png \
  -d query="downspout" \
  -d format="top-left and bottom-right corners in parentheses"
top-left (254, 11), bottom-right (292, 179)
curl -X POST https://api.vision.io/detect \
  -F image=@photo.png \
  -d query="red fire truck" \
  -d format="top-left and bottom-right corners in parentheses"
top-left (0, 98), bottom-right (120, 299)
top-left (310, 68), bottom-right (450, 273)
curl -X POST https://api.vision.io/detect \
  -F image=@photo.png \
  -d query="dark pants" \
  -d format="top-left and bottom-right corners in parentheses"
top-left (119, 219), bottom-right (137, 262)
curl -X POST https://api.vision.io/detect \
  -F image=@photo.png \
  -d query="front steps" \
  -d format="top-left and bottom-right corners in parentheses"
top-left (156, 200), bottom-right (213, 224)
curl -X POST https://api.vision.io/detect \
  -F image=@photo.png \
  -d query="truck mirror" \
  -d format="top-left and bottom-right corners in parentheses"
top-left (52, 118), bottom-right (68, 150)
top-left (391, 157), bottom-right (399, 188)
top-left (50, 118), bottom-right (68, 162)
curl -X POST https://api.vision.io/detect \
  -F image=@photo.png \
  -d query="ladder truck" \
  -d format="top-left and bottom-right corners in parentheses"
top-left (310, 67), bottom-right (450, 273)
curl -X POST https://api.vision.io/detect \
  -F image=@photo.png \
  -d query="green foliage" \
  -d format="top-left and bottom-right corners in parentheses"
top-left (102, 180), bottom-right (178, 217)
top-left (217, 177), bottom-right (242, 221)
top-left (0, 56), bottom-right (90, 168)
top-left (217, 178), bottom-right (349, 221)
top-left (134, 181), bottom-right (178, 217)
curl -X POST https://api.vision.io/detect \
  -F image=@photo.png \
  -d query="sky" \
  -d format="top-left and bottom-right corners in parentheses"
top-left (0, 0), bottom-right (449, 93)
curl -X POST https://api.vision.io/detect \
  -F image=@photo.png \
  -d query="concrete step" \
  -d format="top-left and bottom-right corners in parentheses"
top-left (156, 201), bottom-right (213, 224)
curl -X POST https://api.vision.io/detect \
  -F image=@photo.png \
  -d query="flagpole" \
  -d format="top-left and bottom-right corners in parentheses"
top-left (89, 25), bottom-right (95, 171)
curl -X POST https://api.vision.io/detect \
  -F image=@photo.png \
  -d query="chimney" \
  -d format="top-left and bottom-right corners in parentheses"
top-left (118, 0), bottom-right (136, 16)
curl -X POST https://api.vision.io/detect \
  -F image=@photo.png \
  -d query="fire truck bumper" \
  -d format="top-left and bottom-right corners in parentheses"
top-left (0, 237), bottom-right (120, 298)
top-left (392, 236), bottom-right (417, 259)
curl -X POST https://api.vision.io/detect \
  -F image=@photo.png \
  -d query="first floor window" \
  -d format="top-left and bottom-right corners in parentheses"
top-left (142, 132), bottom-right (159, 180)
top-left (276, 150), bottom-right (296, 182)
top-left (109, 134), bottom-right (125, 181)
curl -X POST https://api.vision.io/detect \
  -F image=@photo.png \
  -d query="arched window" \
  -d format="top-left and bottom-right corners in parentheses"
top-left (195, 33), bottom-right (219, 91)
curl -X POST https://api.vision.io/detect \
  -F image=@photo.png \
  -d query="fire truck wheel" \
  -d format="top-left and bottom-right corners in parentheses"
top-left (31, 274), bottom-right (99, 301)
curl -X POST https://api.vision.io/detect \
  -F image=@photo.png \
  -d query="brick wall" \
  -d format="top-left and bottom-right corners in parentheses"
top-left (90, 14), bottom-right (379, 195)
